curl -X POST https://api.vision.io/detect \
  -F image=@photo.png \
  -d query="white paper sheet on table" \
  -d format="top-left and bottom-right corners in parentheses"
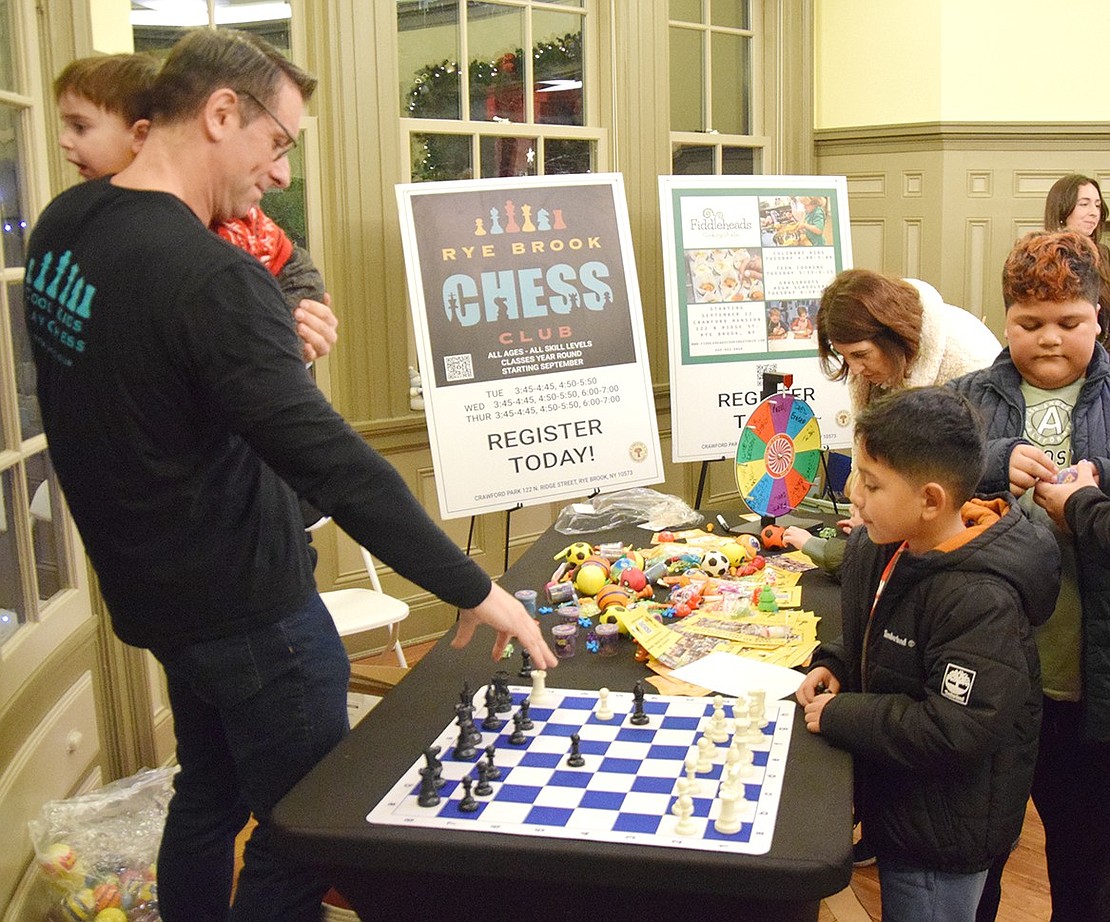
top-left (669, 651), bottom-right (804, 700)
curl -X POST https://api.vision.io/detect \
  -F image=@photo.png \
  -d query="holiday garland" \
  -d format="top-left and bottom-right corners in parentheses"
top-left (406, 32), bottom-right (586, 182)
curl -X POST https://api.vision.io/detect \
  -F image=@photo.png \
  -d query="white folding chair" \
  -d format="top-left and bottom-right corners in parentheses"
top-left (318, 544), bottom-right (410, 667)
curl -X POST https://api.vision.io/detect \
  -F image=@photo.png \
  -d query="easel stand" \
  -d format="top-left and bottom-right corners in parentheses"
top-left (465, 489), bottom-right (602, 575)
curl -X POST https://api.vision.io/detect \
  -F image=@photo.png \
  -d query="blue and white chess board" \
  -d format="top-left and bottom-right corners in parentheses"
top-left (367, 685), bottom-right (794, 855)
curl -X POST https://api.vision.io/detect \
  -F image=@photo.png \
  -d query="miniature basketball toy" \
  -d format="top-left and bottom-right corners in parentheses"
top-left (735, 392), bottom-right (822, 530)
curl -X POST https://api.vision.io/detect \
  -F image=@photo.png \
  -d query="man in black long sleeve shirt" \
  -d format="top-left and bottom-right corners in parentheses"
top-left (27, 29), bottom-right (555, 922)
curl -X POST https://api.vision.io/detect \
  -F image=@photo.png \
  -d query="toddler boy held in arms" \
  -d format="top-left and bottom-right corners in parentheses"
top-left (796, 386), bottom-right (1059, 922)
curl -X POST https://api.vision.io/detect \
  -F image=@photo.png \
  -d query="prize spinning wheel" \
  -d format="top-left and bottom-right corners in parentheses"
top-left (735, 393), bottom-right (822, 519)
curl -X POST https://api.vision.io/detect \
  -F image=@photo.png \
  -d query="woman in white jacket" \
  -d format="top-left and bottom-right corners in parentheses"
top-left (816, 269), bottom-right (1001, 418)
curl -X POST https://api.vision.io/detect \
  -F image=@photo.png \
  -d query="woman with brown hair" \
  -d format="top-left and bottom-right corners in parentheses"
top-left (1044, 173), bottom-right (1110, 340)
top-left (817, 269), bottom-right (1001, 418)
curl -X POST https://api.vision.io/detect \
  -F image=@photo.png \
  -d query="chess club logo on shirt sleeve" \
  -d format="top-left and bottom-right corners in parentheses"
top-left (941, 663), bottom-right (976, 706)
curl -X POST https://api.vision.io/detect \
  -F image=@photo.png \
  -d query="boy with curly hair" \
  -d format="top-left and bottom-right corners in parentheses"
top-left (950, 230), bottom-right (1110, 922)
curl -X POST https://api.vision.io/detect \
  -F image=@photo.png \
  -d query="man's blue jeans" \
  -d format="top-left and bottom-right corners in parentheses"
top-left (151, 593), bottom-right (350, 922)
top-left (879, 861), bottom-right (988, 922)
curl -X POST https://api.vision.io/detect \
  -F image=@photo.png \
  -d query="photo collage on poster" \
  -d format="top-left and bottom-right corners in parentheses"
top-left (681, 194), bottom-right (832, 358)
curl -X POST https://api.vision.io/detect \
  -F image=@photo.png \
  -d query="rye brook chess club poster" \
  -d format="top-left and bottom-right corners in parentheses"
top-left (659, 175), bottom-right (853, 463)
top-left (397, 174), bottom-right (663, 519)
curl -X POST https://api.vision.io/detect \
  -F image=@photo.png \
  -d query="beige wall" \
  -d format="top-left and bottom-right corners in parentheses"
top-left (816, 127), bottom-right (1110, 338)
top-left (816, 0), bottom-right (1107, 129)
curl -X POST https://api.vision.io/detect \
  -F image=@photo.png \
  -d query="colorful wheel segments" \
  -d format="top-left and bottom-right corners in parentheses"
top-left (735, 394), bottom-right (822, 518)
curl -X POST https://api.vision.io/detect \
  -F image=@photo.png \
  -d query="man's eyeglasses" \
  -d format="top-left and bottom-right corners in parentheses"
top-left (239, 90), bottom-right (298, 160)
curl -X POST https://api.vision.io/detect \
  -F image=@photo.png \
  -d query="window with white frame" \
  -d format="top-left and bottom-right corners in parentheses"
top-left (0, 0), bottom-right (92, 696)
top-left (668, 0), bottom-right (763, 175)
top-left (397, 0), bottom-right (603, 182)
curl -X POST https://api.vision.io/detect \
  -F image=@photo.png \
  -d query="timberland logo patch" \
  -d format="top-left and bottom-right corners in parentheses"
top-left (941, 663), bottom-right (976, 706)
top-left (882, 628), bottom-right (914, 648)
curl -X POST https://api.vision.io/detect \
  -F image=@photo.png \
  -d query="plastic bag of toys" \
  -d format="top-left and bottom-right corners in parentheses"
top-left (28, 766), bottom-right (176, 922)
top-left (554, 487), bottom-right (702, 535)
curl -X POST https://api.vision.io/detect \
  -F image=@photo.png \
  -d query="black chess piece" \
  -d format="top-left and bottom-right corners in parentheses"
top-left (630, 680), bottom-right (649, 725)
top-left (517, 698), bottom-right (534, 731)
top-left (482, 686), bottom-right (501, 731)
top-left (460, 711), bottom-right (482, 746)
top-left (493, 671), bottom-right (513, 713)
top-left (453, 728), bottom-right (477, 760)
top-left (519, 648), bottom-right (533, 678)
top-left (567, 732), bottom-right (585, 768)
top-left (459, 681), bottom-right (472, 709)
top-left (457, 775), bottom-right (479, 812)
top-left (509, 711), bottom-right (527, 745)
top-left (417, 767), bottom-right (441, 807)
top-left (423, 745), bottom-right (445, 789)
top-left (474, 761), bottom-right (493, 796)
top-left (484, 743), bottom-right (502, 780)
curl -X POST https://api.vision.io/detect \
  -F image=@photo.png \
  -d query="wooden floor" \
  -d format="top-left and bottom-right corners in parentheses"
top-left (237, 639), bottom-right (1052, 920)
top-left (830, 800), bottom-right (1050, 921)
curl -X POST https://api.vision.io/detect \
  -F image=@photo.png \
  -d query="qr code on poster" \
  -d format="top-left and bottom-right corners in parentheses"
top-left (443, 353), bottom-right (474, 382)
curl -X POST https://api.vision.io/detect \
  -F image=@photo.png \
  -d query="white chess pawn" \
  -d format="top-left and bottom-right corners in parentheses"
top-left (714, 787), bottom-right (743, 835)
top-left (696, 736), bottom-right (715, 772)
top-left (725, 742), bottom-right (742, 775)
top-left (731, 738), bottom-right (755, 776)
top-left (710, 696), bottom-right (729, 743)
top-left (671, 777), bottom-right (691, 816)
top-left (684, 757), bottom-right (702, 794)
top-left (674, 792), bottom-right (697, 836)
top-left (596, 687), bottom-right (614, 721)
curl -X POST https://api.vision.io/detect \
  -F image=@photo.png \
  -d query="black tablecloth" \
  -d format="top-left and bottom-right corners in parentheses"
top-left (272, 513), bottom-right (852, 922)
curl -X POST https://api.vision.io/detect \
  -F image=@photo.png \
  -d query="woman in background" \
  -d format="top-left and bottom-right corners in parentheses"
top-left (817, 269), bottom-right (1001, 417)
top-left (1045, 173), bottom-right (1110, 341)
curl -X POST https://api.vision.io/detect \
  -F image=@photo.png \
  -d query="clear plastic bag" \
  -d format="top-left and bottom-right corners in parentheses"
top-left (554, 487), bottom-right (703, 534)
top-left (29, 766), bottom-right (175, 921)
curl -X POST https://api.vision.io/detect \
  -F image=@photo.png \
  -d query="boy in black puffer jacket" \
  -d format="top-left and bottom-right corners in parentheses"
top-left (798, 387), bottom-right (1059, 922)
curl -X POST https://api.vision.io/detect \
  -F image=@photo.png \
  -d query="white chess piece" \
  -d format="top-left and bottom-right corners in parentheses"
top-left (744, 704), bottom-right (765, 743)
top-left (696, 735), bottom-right (715, 772)
top-left (531, 669), bottom-right (549, 703)
top-left (596, 687), bottom-right (614, 721)
top-left (671, 777), bottom-right (691, 816)
top-left (674, 792), bottom-right (697, 836)
top-left (684, 757), bottom-right (702, 794)
top-left (714, 787), bottom-right (742, 835)
top-left (749, 689), bottom-right (768, 728)
top-left (710, 695), bottom-right (729, 743)
top-left (731, 738), bottom-right (755, 776)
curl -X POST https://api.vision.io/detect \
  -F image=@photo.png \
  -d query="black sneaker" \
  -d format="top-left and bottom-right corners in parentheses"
top-left (852, 837), bottom-right (877, 867)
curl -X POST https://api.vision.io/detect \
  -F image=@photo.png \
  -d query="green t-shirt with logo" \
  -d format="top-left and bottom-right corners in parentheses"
top-left (1019, 378), bottom-right (1083, 701)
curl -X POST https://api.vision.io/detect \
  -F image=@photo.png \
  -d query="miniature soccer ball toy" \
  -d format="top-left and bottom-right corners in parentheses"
top-left (700, 551), bottom-right (731, 577)
top-left (760, 524), bottom-right (786, 549)
top-left (554, 542), bottom-right (593, 566)
top-left (719, 542), bottom-right (749, 568)
top-left (598, 605), bottom-right (631, 635)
